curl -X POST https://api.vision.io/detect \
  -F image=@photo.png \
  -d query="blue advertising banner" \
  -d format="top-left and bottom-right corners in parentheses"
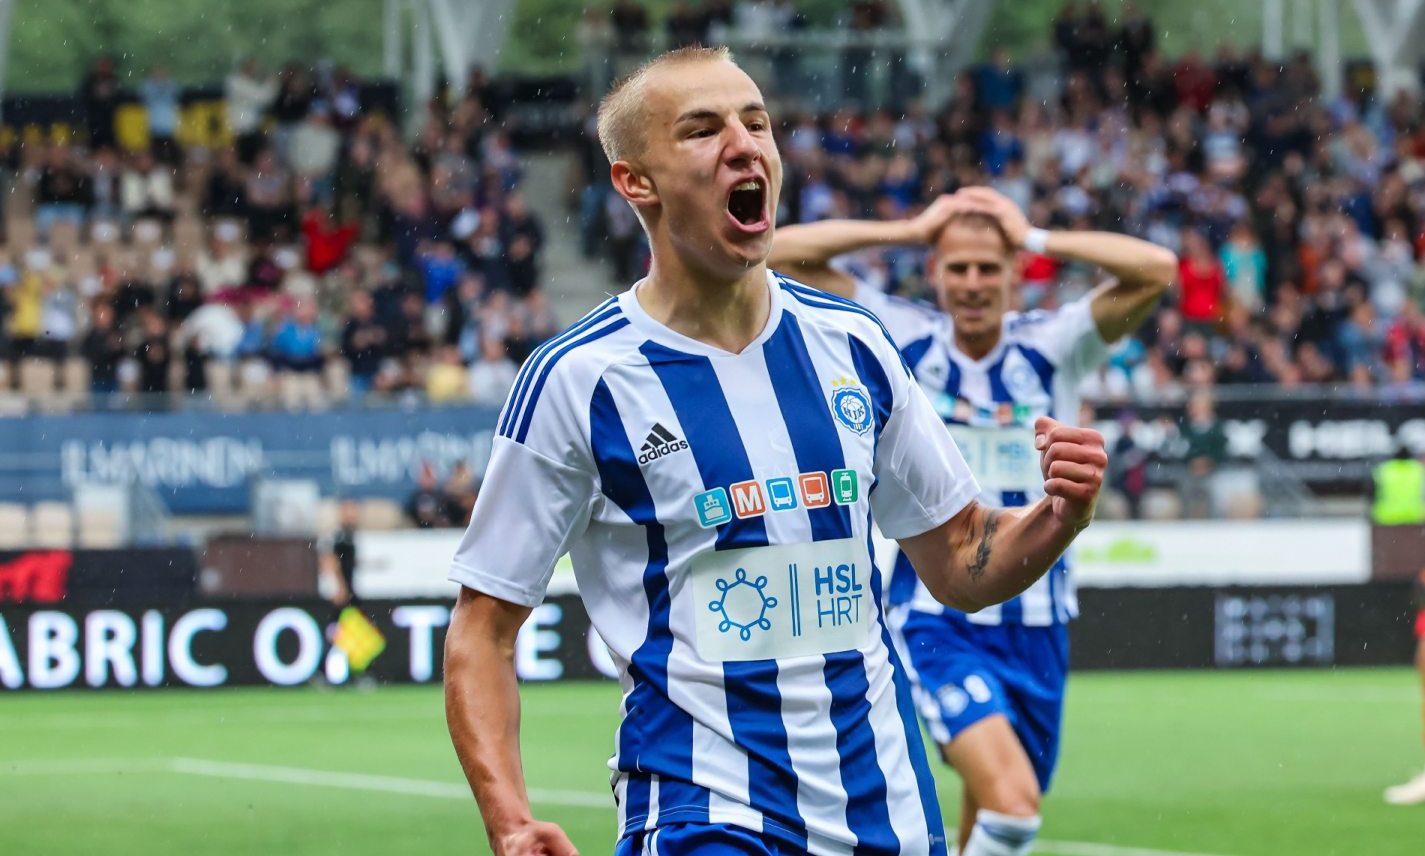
top-left (0, 404), bottom-right (500, 514)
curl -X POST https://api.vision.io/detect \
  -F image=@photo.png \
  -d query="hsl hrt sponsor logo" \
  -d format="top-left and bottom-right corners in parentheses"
top-left (806, 560), bottom-right (864, 631)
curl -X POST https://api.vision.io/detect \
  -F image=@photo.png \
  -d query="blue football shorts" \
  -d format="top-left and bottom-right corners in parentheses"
top-left (893, 605), bottom-right (1070, 792)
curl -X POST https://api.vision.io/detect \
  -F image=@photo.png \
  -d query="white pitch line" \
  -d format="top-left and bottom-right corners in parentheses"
top-left (0, 757), bottom-right (1238, 856)
top-left (168, 757), bottom-right (611, 809)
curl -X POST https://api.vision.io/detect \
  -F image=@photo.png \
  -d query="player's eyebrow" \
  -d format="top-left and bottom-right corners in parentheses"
top-left (675, 102), bottom-right (768, 124)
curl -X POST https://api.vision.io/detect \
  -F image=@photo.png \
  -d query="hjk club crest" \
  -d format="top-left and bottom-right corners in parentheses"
top-left (830, 377), bottom-right (873, 435)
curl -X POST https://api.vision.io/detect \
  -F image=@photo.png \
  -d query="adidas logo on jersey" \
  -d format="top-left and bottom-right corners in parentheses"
top-left (637, 423), bottom-right (689, 464)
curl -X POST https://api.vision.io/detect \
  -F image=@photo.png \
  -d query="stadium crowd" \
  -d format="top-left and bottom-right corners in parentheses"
top-left (574, 1), bottom-right (1425, 403)
top-left (0, 57), bottom-right (555, 412)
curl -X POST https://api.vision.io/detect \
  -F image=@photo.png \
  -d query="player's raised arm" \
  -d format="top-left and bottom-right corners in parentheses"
top-left (955, 186), bottom-right (1178, 343)
top-left (446, 588), bottom-right (578, 856)
top-left (767, 194), bottom-right (966, 298)
top-left (897, 417), bottom-right (1106, 612)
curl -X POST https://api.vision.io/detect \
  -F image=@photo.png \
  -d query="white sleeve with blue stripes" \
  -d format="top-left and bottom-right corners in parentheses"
top-left (448, 372), bottom-right (596, 608)
top-left (863, 333), bottom-right (981, 541)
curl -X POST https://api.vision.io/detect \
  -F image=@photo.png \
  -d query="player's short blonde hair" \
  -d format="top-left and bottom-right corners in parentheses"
top-left (597, 45), bottom-right (735, 166)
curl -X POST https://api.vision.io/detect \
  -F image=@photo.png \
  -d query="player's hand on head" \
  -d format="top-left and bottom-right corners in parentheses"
top-left (908, 193), bottom-right (970, 244)
top-left (954, 186), bottom-right (1032, 248)
top-left (493, 820), bottom-right (579, 856)
top-left (1034, 416), bottom-right (1106, 532)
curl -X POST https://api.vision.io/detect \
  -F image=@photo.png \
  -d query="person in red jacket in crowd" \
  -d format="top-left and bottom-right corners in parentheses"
top-left (301, 205), bottom-right (359, 274)
top-left (1177, 227), bottom-right (1225, 328)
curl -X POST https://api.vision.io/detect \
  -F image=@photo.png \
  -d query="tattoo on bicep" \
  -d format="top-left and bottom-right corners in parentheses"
top-left (966, 509), bottom-right (1002, 582)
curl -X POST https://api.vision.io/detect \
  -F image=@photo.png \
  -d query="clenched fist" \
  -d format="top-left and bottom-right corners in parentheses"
top-left (494, 821), bottom-right (579, 856)
top-left (1034, 416), bottom-right (1106, 531)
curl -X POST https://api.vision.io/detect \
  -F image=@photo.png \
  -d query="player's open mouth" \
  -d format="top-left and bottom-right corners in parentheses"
top-left (726, 179), bottom-right (769, 233)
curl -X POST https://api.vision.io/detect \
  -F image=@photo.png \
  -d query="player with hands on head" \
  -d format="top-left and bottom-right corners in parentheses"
top-left (444, 48), bottom-right (1107, 856)
top-left (770, 185), bottom-right (1175, 856)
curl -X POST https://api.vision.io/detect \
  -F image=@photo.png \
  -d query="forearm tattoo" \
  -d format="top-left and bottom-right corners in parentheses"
top-left (966, 509), bottom-right (1002, 582)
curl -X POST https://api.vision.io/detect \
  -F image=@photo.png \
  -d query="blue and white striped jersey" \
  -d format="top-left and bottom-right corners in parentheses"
top-left (858, 284), bottom-right (1110, 627)
top-left (450, 271), bottom-right (979, 855)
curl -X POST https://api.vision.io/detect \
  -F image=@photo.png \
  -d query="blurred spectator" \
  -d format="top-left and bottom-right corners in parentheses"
top-left (442, 462), bottom-right (479, 527)
top-left (425, 345), bottom-right (469, 403)
top-left (269, 298), bottom-right (322, 370)
top-left (500, 193), bottom-right (544, 297)
top-left (1179, 391), bottom-right (1228, 517)
top-left (7, 259), bottom-right (47, 362)
top-left (133, 308), bottom-right (172, 400)
top-left (1178, 229), bottom-right (1226, 328)
top-left (973, 48), bottom-right (1024, 112)
top-left (270, 299), bottom-right (324, 410)
top-left (418, 241), bottom-right (465, 306)
top-left (290, 111), bottom-right (342, 201)
top-left (1219, 222), bottom-right (1267, 314)
top-left (467, 334), bottom-right (517, 406)
top-left (35, 144), bottom-right (93, 237)
top-left (405, 462), bottom-right (456, 528)
top-left (81, 301), bottom-right (126, 398)
top-left (340, 290), bottom-right (387, 398)
top-left (1108, 410), bottom-right (1149, 519)
top-left (38, 273), bottom-right (79, 363)
top-left (301, 206), bottom-right (358, 274)
top-left (203, 149), bottom-right (250, 220)
top-left (225, 59), bottom-right (277, 164)
top-left (120, 151), bottom-right (176, 222)
top-left (79, 56), bottom-right (121, 150)
top-left (272, 65), bottom-right (316, 164)
top-left (245, 149), bottom-right (293, 242)
top-left (140, 66), bottom-right (182, 163)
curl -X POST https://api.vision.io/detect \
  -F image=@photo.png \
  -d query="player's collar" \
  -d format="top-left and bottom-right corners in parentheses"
top-left (938, 314), bottom-right (1010, 368)
top-left (621, 269), bottom-right (784, 359)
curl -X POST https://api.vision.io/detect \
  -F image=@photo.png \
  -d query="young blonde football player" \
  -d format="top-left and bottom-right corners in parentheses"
top-left (443, 50), bottom-right (1109, 856)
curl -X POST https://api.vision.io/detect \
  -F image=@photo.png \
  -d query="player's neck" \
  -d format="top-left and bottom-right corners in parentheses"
top-left (953, 328), bottom-right (1002, 361)
top-left (639, 255), bottom-right (771, 355)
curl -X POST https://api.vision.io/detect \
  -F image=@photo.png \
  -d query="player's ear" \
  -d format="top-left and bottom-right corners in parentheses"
top-left (610, 161), bottom-right (658, 210)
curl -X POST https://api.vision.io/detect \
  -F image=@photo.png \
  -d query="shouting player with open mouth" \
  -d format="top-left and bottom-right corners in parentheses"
top-left (444, 47), bottom-right (1108, 856)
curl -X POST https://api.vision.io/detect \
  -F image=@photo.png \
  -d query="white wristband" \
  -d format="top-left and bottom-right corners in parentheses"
top-left (1023, 227), bottom-right (1051, 254)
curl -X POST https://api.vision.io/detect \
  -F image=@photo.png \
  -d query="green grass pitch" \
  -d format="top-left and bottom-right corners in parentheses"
top-left (1, 669), bottom-right (1420, 855)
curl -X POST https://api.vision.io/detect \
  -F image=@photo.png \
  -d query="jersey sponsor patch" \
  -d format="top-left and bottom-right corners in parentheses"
top-left (691, 538), bottom-right (874, 661)
top-left (692, 471), bottom-right (860, 527)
